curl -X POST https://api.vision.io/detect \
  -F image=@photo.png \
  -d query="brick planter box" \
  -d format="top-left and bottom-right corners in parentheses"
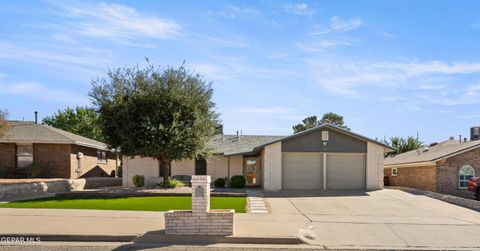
top-left (164, 209), bottom-right (234, 235)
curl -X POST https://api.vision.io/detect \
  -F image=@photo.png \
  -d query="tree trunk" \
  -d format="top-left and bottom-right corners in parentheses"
top-left (158, 158), bottom-right (170, 182)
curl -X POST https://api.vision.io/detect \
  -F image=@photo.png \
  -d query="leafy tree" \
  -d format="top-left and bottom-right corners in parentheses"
top-left (43, 107), bottom-right (104, 142)
top-left (89, 62), bottom-right (219, 182)
top-left (320, 112), bottom-right (350, 131)
top-left (292, 112), bottom-right (350, 133)
top-left (0, 110), bottom-right (9, 138)
top-left (292, 115), bottom-right (318, 133)
top-left (389, 136), bottom-right (423, 155)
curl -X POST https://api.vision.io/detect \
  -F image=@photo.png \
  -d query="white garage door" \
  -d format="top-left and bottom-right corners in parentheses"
top-left (282, 153), bottom-right (323, 189)
top-left (327, 154), bottom-right (366, 189)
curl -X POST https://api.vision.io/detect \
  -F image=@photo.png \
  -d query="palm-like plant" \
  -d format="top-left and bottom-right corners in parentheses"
top-left (389, 136), bottom-right (423, 155)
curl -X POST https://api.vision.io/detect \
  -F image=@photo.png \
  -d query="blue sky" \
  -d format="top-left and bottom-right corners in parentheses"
top-left (1, 0), bottom-right (480, 143)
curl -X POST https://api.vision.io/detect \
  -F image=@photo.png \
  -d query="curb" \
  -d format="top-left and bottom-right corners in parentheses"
top-left (0, 234), bottom-right (137, 242)
top-left (133, 233), bottom-right (302, 245)
top-left (0, 233), bottom-right (302, 245)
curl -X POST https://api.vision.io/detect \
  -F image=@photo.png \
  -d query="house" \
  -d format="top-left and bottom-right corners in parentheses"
top-left (0, 121), bottom-right (117, 179)
top-left (384, 127), bottom-right (480, 198)
top-left (123, 124), bottom-right (394, 190)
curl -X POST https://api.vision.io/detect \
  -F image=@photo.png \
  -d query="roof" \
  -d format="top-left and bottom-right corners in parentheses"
top-left (210, 134), bottom-right (285, 155)
top-left (0, 121), bottom-right (109, 150)
top-left (223, 124), bottom-right (395, 156)
top-left (385, 139), bottom-right (480, 167)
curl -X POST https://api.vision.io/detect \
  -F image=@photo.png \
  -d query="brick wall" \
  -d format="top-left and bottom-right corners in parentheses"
top-left (70, 145), bottom-right (116, 179)
top-left (437, 147), bottom-right (480, 198)
top-left (384, 165), bottom-right (436, 192)
top-left (0, 143), bottom-right (15, 173)
top-left (34, 144), bottom-right (71, 178)
top-left (164, 210), bottom-right (234, 235)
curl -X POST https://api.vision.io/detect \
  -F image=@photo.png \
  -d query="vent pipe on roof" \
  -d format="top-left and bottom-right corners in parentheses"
top-left (459, 135), bottom-right (462, 143)
top-left (34, 111), bottom-right (38, 124)
top-left (464, 138), bottom-right (467, 143)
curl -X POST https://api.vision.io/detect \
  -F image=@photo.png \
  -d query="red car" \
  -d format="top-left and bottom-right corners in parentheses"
top-left (468, 177), bottom-right (480, 200)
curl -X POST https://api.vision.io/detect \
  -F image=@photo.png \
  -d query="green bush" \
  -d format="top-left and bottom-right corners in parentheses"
top-left (159, 179), bottom-right (185, 189)
top-left (0, 169), bottom-right (8, 178)
top-left (132, 175), bottom-right (145, 187)
top-left (25, 163), bottom-right (42, 178)
top-left (214, 178), bottom-right (226, 188)
top-left (230, 175), bottom-right (246, 188)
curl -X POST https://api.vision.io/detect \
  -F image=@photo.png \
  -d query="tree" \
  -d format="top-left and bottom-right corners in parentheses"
top-left (292, 112), bottom-right (350, 133)
top-left (320, 112), bottom-right (350, 131)
top-left (292, 115), bottom-right (318, 133)
top-left (389, 136), bottom-right (423, 155)
top-left (0, 110), bottom-right (9, 138)
top-left (89, 62), bottom-right (219, 182)
top-left (43, 107), bottom-right (104, 142)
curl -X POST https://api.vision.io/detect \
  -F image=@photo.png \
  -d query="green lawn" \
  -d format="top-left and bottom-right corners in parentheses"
top-left (0, 196), bottom-right (247, 213)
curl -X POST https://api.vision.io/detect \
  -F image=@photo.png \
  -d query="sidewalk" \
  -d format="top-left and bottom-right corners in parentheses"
top-left (0, 206), bottom-right (308, 240)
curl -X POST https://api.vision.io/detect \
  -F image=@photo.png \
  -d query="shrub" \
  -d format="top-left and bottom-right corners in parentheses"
top-left (159, 179), bottom-right (185, 189)
top-left (132, 175), bottom-right (145, 187)
top-left (214, 178), bottom-right (226, 188)
top-left (0, 169), bottom-right (8, 178)
top-left (230, 175), bottom-right (246, 188)
top-left (25, 163), bottom-right (42, 178)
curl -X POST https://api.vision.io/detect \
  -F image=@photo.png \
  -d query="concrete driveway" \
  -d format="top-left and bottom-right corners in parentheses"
top-left (264, 188), bottom-right (480, 250)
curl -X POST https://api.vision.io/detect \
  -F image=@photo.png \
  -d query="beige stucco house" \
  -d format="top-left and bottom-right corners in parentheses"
top-left (123, 124), bottom-right (394, 190)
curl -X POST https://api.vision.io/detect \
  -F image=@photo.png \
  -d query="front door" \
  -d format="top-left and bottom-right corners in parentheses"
top-left (195, 158), bottom-right (207, 175)
top-left (244, 157), bottom-right (260, 186)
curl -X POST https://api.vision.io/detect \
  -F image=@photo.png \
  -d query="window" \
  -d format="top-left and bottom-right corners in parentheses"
top-left (16, 144), bottom-right (33, 168)
top-left (459, 165), bottom-right (475, 189)
top-left (97, 151), bottom-right (107, 164)
top-left (391, 168), bottom-right (398, 176)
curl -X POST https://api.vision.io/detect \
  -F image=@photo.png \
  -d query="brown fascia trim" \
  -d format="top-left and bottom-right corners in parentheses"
top-left (384, 161), bottom-right (436, 168)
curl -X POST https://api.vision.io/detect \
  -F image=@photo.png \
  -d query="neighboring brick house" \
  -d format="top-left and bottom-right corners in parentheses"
top-left (0, 121), bottom-right (117, 179)
top-left (384, 137), bottom-right (480, 199)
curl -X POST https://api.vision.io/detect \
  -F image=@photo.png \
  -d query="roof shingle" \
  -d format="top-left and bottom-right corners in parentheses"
top-left (385, 139), bottom-right (480, 166)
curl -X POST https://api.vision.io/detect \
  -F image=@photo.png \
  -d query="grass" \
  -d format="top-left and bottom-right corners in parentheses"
top-left (0, 196), bottom-right (247, 213)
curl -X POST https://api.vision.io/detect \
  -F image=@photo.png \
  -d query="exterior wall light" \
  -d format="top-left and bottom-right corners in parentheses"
top-left (322, 130), bottom-right (329, 146)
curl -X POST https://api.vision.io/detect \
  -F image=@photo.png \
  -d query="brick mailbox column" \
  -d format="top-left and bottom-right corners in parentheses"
top-left (191, 175), bottom-right (210, 214)
top-left (164, 175), bottom-right (234, 235)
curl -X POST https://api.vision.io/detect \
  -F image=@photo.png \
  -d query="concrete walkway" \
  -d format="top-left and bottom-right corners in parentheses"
top-left (0, 207), bottom-right (306, 239)
top-left (2, 189), bottom-right (480, 250)
top-left (274, 189), bottom-right (480, 250)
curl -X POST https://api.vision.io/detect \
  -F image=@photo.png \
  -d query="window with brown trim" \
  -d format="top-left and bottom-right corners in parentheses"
top-left (16, 144), bottom-right (33, 168)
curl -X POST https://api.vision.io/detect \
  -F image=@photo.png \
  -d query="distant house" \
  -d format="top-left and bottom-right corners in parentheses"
top-left (123, 124), bottom-right (393, 190)
top-left (0, 121), bottom-right (117, 179)
top-left (385, 128), bottom-right (480, 198)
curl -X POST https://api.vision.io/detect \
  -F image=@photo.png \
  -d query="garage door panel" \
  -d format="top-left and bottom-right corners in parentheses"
top-left (282, 153), bottom-right (323, 190)
top-left (327, 154), bottom-right (365, 189)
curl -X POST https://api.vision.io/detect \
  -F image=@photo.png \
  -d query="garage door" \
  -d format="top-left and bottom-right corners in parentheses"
top-left (282, 153), bottom-right (323, 189)
top-left (327, 154), bottom-right (365, 189)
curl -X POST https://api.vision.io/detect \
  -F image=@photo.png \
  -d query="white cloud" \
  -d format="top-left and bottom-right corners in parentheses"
top-left (310, 16), bottom-right (362, 35)
top-left (284, 3), bottom-right (315, 16)
top-left (49, 1), bottom-right (180, 41)
top-left (189, 59), bottom-right (296, 82)
top-left (296, 39), bottom-right (355, 52)
top-left (0, 42), bottom-right (110, 67)
top-left (329, 16), bottom-right (362, 32)
top-left (305, 57), bottom-right (480, 103)
top-left (0, 82), bottom-right (89, 105)
top-left (216, 5), bottom-right (258, 19)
